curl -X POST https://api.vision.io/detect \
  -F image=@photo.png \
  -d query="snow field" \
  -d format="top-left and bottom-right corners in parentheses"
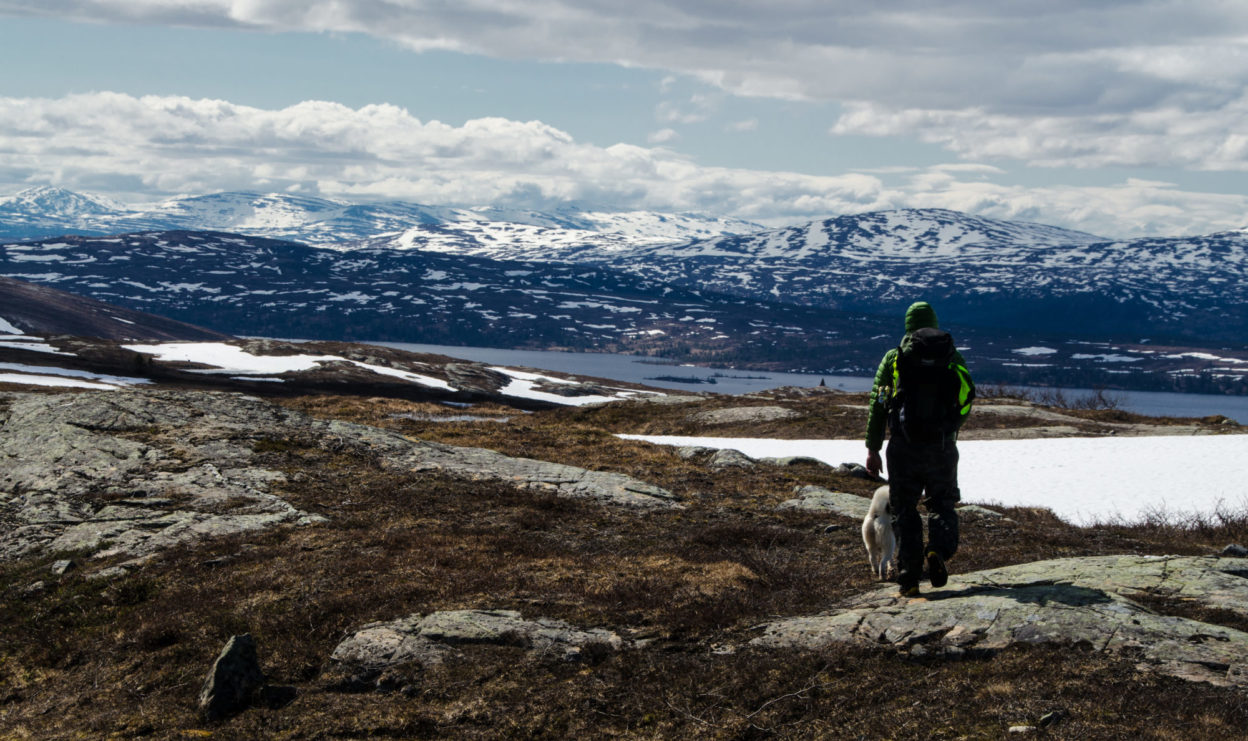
top-left (620, 434), bottom-right (1248, 526)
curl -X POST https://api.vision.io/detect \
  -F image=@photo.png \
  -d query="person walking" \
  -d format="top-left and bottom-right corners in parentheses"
top-left (865, 301), bottom-right (974, 596)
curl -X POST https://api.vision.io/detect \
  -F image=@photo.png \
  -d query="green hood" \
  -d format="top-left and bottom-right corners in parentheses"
top-left (904, 301), bottom-right (938, 333)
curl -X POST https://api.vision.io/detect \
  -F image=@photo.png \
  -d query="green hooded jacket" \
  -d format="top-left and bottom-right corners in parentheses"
top-left (865, 301), bottom-right (975, 451)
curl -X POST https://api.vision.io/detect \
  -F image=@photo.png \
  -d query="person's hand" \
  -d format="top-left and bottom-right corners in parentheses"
top-left (866, 449), bottom-right (882, 478)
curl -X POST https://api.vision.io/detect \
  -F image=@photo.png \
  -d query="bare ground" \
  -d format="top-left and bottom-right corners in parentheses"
top-left (2, 388), bottom-right (1247, 739)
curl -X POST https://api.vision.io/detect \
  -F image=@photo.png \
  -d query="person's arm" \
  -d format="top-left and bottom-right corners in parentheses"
top-left (865, 350), bottom-right (896, 475)
top-left (952, 349), bottom-right (975, 430)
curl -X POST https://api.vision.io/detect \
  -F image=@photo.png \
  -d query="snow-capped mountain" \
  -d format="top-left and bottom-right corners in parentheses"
top-left (585, 209), bottom-right (1247, 344)
top-left (0, 186), bottom-right (122, 220)
top-left (0, 187), bottom-right (763, 249)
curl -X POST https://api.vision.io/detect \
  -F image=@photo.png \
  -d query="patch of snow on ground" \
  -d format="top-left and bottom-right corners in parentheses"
top-left (0, 362), bottom-right (151, 386)
top-left (351, 362), bottom-right (453, 391)
top-left (620, 434), bottom-right (1248, 526)
top-left (1013, 347), bottom-right (1058, 356)
top-left (124, 342), bottom-right (341, 374)
top-left (490, 367), bottom-right (637, 406)
top-left (0, 372), bottom-right (121, 390)
top-left (123, 342), bottom-right (455, 390)
top-left (0, 337), bottom-right (73, 355)
top-left (0, 317), bottom-right (22, 334)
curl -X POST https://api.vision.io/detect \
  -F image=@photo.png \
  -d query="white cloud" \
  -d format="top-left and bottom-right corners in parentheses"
top-left (5, 91), bottom-right (1248, 236)
top-left (0, 92), bottom-right (895, 220)
top-left (832, 98), bottom-right (1248, 171)
top-left (726, 118), bottom-right (758, 133)
top-left (647, 128), bottom-right (679, 144)
top-left (12, 2), bottom-right (1248, 172)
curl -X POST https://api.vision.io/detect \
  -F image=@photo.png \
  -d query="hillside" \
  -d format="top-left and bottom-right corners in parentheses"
top-left (4, 230), bottom-right (1247, 396)
top-left (2, 379), bottom-right (1247, 738)
top-left (0, 275), bottom-right (229, 342)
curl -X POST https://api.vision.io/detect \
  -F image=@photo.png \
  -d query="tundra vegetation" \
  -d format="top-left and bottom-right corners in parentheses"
top-left (2, 385), bottom-right (1247, 739)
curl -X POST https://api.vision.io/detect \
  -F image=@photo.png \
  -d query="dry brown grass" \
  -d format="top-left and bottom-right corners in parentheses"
top-left (3, 391), bottom-right (1247, 739)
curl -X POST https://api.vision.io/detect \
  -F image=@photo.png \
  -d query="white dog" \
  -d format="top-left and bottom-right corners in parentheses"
top-left (862, 485), bottom-right (896, 580)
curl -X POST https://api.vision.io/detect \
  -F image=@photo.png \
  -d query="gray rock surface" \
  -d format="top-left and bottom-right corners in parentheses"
top-left (688, 406), bottom-right (799, 426)
top-left (0, 390), bottom-right (324, 561)
top-left (753, 555), bottom-right (1248, 688)
top-left (330, 609), bottom-right (625, 680)
top-left (707, 448), bottom-right (756, 470)
top-left (1, 389), bottom-right (678, 561)
top-left (778, 485), bottom-right (1011, 523)
top-left (319, 418), bottom-right (680, 509)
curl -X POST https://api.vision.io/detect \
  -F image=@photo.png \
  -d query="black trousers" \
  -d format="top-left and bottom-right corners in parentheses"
top-left (886, 435), bottom-right (960, 587)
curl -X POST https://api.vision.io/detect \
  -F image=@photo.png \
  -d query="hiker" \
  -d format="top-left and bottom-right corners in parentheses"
top-left (865, 301), bottom-right (974, 596)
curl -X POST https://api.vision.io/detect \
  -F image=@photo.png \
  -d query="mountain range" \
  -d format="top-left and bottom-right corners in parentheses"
top-left (0, 186), bottom-right (761, 250)
top-left (1, 186), bottom-right (1245, 394)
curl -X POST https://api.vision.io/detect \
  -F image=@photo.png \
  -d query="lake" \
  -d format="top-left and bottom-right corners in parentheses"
top-left (373, 341), bottom-right (1248, 424)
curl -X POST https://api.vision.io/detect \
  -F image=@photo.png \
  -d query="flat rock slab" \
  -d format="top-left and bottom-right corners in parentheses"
top-left (0, 391), bottom-right (324, 561)
top-left (330, 609), bottom-right (625, 678)
top-left (321, 418), bottom-right (680, 509)
top-left (753, 555), bottom-right (1248, 688)
top-left (688, 406), bottom-right (800, 426)
top-left (0, 389), bottom-right (678, 562)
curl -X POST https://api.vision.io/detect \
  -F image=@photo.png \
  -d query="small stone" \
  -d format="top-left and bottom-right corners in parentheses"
top-left (86, 566), bottom-right (130, 582)
top-left (1222, 544), bottom-right (1248, 558)
top-left (51, 559), bottom-right (75, 576)
top-left (199, 634), bottom-right (266, 721)
top-left (22, 581), bottom-right (46, 596)
top-left (822, 524), bottom-right (844, 533)
top-left (1038, 710), bottom-right (1065, 728)
top-left (1008, 726), bottom-right (1036, 734)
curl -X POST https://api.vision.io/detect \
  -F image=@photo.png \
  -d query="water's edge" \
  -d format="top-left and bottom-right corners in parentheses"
top-left (374, 341), bottom-right (1248, 424)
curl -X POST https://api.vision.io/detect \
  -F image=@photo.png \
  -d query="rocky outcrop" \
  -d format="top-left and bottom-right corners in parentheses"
top-left (0, 390), bottom-right (324, 562)
top-left (688, 406), bottom-right (799, 426)
top-left (330, 609), bottom-right (625, 686)
top-left (0, 389), bottom-right (679, 562)
top-left (753, 555), bottom-right (1248, 688)
top-left (778, 485), bottom-right (1010, 522)
top-left (319, 418), bottom-right (680, 509)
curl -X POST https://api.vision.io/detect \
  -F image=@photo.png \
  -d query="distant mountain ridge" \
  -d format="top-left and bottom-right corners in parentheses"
top-left (3, 229), bottom-right (1246, 395)
top-left (581, 209), bottom-right (1247, 344)
top-left (0, 186), bottom-right (764, 249)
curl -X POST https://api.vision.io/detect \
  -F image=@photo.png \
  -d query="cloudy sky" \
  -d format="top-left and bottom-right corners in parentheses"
top-left (3, 1), bottom-right (1248, 236)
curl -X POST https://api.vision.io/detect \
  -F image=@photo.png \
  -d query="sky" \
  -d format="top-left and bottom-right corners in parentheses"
top-left (3, 2), bottom-right (1248, 236)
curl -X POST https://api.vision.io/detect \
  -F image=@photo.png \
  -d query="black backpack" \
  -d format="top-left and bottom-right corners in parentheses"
top-left (888, 327), bottom-right (963, 443)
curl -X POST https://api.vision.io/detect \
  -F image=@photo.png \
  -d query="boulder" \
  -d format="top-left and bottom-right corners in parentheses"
top-left (778, 485), bottom-right (872, 519)
top-left (759, 456), bottom-right (829, 468)
top-left (707, 448), bottom-right (756, 471)
top-left (753, 555), bottom-right (1248, 688)
top-left (199, 634), bottom-right (265, 721)
top-left (777, 486), bottom-right (1012, 523)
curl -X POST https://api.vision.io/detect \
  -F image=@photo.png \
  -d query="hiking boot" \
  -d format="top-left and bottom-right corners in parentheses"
top-left (926, 551), bottom-right (948, 588)
top-left (899, 583), bottom-right (921, 598)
